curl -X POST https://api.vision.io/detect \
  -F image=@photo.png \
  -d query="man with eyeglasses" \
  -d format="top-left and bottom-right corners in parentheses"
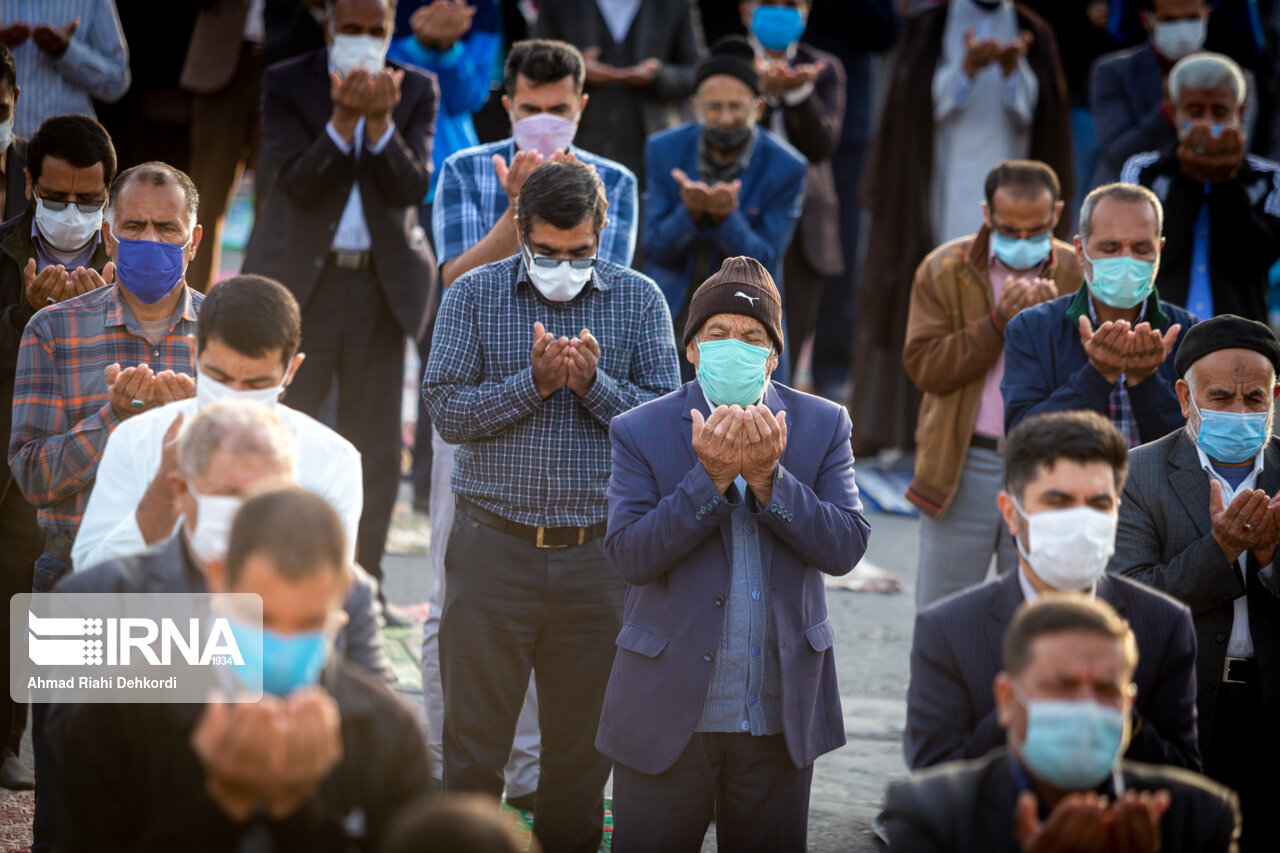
top-left (903, 160), bottom-right (1081, 609)
top-left (0, 113), bottom-right (115, 792)
top-left (423, 159), bottom-right (678, 853)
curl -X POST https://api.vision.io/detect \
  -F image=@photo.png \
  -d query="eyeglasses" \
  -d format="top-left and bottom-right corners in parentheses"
top-left (35, 184), bottom-right (107, 214)
top-left (524, 242), bottom-right (598, 270)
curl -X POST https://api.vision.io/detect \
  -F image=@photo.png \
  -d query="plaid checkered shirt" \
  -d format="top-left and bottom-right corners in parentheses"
top-left (8, 285), bottom-right (202, 539)
top-left (432, 138), bottom-right (638, 266)
top-left (423, 255), bottom-right (680, 527)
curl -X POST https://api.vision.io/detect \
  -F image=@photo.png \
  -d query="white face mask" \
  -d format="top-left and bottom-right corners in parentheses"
top-left (34, 197), bottom-right (104, 253)
top-left (328, 33), bottom-right (388, 78)
top-left (511, 114), bottom-right (578, 157)
top-left (0, 117), bottom-right (12, 154)
top-left (1013, 501), bottom-right (1117, 591)
top-left (195, 364), bottom-right (285, 411)
top-left (523, 245), bottom-right (595, 303)
top-left (1152, 18), bottom-right (1206, 60)
top-left (188, 485), bottom-right (243, 565)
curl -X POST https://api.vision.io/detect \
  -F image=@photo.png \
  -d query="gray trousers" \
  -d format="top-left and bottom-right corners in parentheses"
top-left (915, 446), bottom-right (1017, 609)
top-left (421, 429), bottom-right (540, 796)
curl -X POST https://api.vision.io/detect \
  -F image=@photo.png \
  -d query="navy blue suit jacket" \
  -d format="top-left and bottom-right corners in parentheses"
top-left (906, 569), bottom-right (1201, 772)
top-left (1089, 42), bottom-right (1173, 186)
top-left (641, 122), bottom-right (807, 317)
top-left (598, 380), bottom-right (870, 774)
top-left (1002, 286), bottom-right (1196, 441)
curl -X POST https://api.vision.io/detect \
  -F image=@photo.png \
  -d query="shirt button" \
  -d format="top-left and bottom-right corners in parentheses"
top-left (748, 695), bottom-right (757, 706)
top-left (751, 589), bottom-right (761, 601)
top-left (740, 720), bottom-right (750, 731)
top-left (714, 596), bottom-right (724, 607)
top-left (1215, 633), bottom-right (1228, 643)
top-left (751, 645), bottom-right (760, 656)
top-left (745, 524), bottom-right (755, 534)
top-left (152, 350), bottom-right (159, 357)
top-left (313, 257), bottom-right (323, 268)
top-left (703, 650), bottom-right (714, 662)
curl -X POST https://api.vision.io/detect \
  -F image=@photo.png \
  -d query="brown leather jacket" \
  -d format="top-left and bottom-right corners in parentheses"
top-left (903, 226), bottom-right (1083, 518)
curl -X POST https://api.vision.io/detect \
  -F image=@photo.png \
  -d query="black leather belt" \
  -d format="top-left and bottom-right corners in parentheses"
top-left (1223, 657), bottom-right (1257, 684)
top-left (327, 250), bottom-right (373, 270)
top-left (970, 434), bottom-right (1002, 452)
top-left (456, 496), bottom-right (606, 549)
top-left (44, 533), bottom-right (72, 564)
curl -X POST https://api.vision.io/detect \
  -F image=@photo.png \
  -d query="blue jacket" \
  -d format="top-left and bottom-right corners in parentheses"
top-left (1002, 286), bottom-right (1196, 442)
top-left (642, 122), bottom-right (807, 317)
top-left (906, 568), bottom-right (1200, 772)
top-left (597, 380), bottom-right (870, 774)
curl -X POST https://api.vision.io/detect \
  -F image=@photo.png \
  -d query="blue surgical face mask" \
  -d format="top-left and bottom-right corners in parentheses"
top-left (1191, 395), bottom-right (1271, 464)
top-left (991, 231), bottom-right (1052, 271)
top-left (1083, 249), bottom-right (1155, 310)
top-left (113, 235), bottom-right (190, 304)
top-left (1016, 687), bottom-right (1125, 790)
top-left (695, 338), bottom-right (770, 408)
top-left (750, 5), bottom-right (807, 52)
top-left (230, 619), bottom-right (329, 697)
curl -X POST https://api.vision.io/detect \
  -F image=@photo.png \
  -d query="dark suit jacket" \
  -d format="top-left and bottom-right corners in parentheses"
top-left (533, 0), bottom-right (701, 182)
top-left (884, 748), bottom-right (1240, 852)
top-left (1120, 146), bottom-right (1280, 323)
top-left (242, 49), bottom-right (438, 340)
top-left (4, 137), bottom-right (27, 222)
top-left (761, 41), bottom-right (845, 277)
top-left (906, 569), bottom-right (1201, 771)
top-left (1112, 430), bottom-right (1280, 771)
top-left (597, 380), bottom-right (871, 774)
top-left (1089, 42), bottom-right (1173, 186)
top-left (180, 0), bottom-right (246, 94)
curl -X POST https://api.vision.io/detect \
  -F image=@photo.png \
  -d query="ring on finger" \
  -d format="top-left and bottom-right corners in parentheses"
top-left (1244, 523), bottom-right (1254, 531)
top-left (130, 398), bottom-right (145, 411)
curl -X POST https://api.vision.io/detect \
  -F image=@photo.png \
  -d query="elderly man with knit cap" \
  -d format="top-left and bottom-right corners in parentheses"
top-left (1111, 313), bottom-right (1280, 851)
top-left (598, 255), bottom-right (871, 851)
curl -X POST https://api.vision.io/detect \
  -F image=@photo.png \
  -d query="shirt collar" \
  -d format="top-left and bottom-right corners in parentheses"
top-left (1017, 564), bottom-right (1097, 602)
top-left (748, 33), bottom-right (799, 64)
top-left (105, 284), bottom-right (199, 331)
top-left (30, 216), bottom-right (102, 269)
top-left (513, 253), bottom-right (607, 298)
top-left (1085, 290), bottom-right (1148, 325)
top-left (1193, 430), bottom-right (1266, 487)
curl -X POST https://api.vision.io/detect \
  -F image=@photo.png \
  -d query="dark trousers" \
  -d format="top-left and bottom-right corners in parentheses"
top-left (286, 263), bottom-right (403, 583)
top-left (0, 485), bottom-right (41, 757)
top-left (611, 732), bottom-right (813, 853)
top-left (811, 140), bottom-right (868, 398)
top-left (440, 516), bottom-right (624, 853)
top-left (1207, 678), bottom-right (1277, 852)
top-left (411, 201), bottom-right (435, 505)
top-left (30, 550), bottom-right (71, 853)
top-left (186, 44), bottom-right (264, 294)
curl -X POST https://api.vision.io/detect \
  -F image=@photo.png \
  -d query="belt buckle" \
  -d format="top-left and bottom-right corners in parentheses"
top-left (535, 526), bottom-right (585, 549)
top-left (1223, 656), bottom-right (1248, 684)
top-left (332, 251), bottom-right (364, 270)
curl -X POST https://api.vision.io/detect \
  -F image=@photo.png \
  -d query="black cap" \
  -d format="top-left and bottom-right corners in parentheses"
top-left (683, 256), bottom-right (784, 353)
top-left (1173, 314), bottom-right (1280, 378)
top-left (694, 36), bottom-right (760, 96)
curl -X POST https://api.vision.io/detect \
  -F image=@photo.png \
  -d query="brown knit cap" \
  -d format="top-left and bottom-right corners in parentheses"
top-left (682, 256), bottom-right (784, 353)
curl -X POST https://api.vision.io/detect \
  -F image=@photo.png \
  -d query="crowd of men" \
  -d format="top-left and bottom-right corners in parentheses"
top-left (0, 0), bottom-right (1278, 851)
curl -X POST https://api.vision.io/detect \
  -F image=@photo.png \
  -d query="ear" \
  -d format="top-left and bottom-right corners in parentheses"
top-left (1139, 9), bottom-right (1153, 33)
top-left (283, 353), bottom-right (305, 387)
top-left (996, 489), bottom-right (1020, 540)
top-left (23, 168), bottom-right (31, 203)
top-left (766, 350), bottom-right (779, 375)
top-left (187, 223), bottom-right (203, 261)
top-left (980, 201), bottom-right (992, 231)
top-left (752, 96), bottom-right (766, 123)
top-left (1176, 377), bottom-right (1193, 419)
top-left (685, 338), bottom-right (699, 369)
top-left (738, 1), bottom-right (751, 27)
top-left (11, 85), bottom-right (18, 105)
top-left (1050, 200), bottom-right (1065, 230)
top-left (994, 672), bottom-right (1016, 728)
top-left (169, 470), bottom-right (189, 513)
top-left (577, 93), bottom-right (589, 115)
top-left (501, 94), bottom-right (511, 116)
top-left (1073, 234), bottom-right (1086, 269)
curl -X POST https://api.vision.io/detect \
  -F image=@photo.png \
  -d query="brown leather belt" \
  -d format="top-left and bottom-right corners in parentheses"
top-left (970, 434), bottom-right (1002, 453)
top-left (1223, 657), bottom-right (1257, 684)
top-left (327, 250), bottom-right (373, 270)
top-left (456, 496), bottom-right (606, 549)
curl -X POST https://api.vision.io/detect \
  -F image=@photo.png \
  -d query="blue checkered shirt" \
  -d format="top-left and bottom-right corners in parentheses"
top-left (1088, 296), bottom-right (1145, 448)
top-left (432, 138), bottom-right (638, 266)
top-left (423, 254), bottom-right (680, 526)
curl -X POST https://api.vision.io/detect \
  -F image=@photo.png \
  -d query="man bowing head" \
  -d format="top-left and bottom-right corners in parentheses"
top-left (598, 255), bottom-right (872, 851)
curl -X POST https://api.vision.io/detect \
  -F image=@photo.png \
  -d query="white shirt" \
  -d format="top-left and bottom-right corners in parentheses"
top-left (1017, 564), bottom-right (1098, 603)
top-left (326, 117), bottom-right (396, 251)
top-left (1195, 441), bottom-right (1264, 657)
top-left (595, 0), bottom-right (643, 43)
top-left (72, 397), bottom-right (364, 571)
top-left (930, 0), bottom-right (1037, 244)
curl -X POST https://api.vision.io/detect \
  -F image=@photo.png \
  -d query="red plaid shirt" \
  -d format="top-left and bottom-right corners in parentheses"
top-left (8, 285), bottom-right (201, 539)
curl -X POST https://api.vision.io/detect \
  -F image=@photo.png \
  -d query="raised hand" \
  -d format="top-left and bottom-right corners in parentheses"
top-left (962, 27), bottom-right (1001, 79)
top-left (619, 57), bottom-right (661, 87)
top-left (494, 149), bottom-right (544, 205)
top-left (105, 362), bottom-right (155, 419)
top-left (566, 328), bottom-right (600, 398)
top-left (31, 17), bottom-right (77, 57)
top-left (997, 29), bottom-right (1034, 76)
top-left (706, 180), bottom-right (741, 222)
top-left (261, 687), bottom-right (344, 819)
top-left (329, 67), bottom-right (371, 139)
top-left (1078, 316), bottom-right (1130, 384)
top-left (0, 22), bottom-right (30, 48)
top-left (64, 262), bottom-right (114, 302)
top-left (1015, 789), bottom-right (1110, 852)
top-left (530, 321), bottom-right (570, 398)
top-left (671, 168), bottom-right (711, 221)
top-left (1105, 790), bottom-right (1169, 853)
top-left (24, 261), bottom-right (69, 310)
top-left (740, 404), bottom-right (788, 505)
top-left (691, 405), bottom-right (742, 494)
top-left (1210, 479), bottom-right (1273, 564)
top-left (1122, 322), bottom-right (1180, 387)
top-left (582, 47), bottom-right (620, 86)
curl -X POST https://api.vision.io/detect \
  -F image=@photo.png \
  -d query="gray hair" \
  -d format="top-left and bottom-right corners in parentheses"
top-left (177, 400), bottom-right (295, 481)
top-left (1078, 183), bottom-right (1164, 245)
top-left (106, 162), bottom-right (199, 233)
top-left (1168, 52), bottom-right (1246, 107)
